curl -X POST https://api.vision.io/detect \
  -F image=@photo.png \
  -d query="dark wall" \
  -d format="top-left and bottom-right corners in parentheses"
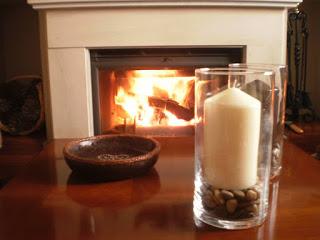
top-left (0, 1), bottom-right (41, 82)
top-left (0, 13), bottom-right (5, 82)
top-left (300, 0), bottom-right (320, 116)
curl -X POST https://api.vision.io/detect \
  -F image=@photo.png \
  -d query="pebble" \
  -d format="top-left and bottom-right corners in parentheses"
top-left (232, 190), bottom-right (246, 200)
top-left (202, 193), bottom-right (216, 209)
top-left (238, 201), bottom-right (253, 209)
top-left (240, 199), bottom-right (260, 208)
top-left (246, 190), bottom-right (258, 201)
top-left (213, 189), bottom-right (225, 205)
top-left (246, 204), bottom-right (258, 214)
top-left (234, 209), bottom-right (248, 218)
top-left (226, 199), bottom-right (238, 214)
top-left (200, 184), bottom-right (261, 220)
top-left (221, 190), bottom-right (234, 200)
top-left (205, 189), bottom-right (214, 198)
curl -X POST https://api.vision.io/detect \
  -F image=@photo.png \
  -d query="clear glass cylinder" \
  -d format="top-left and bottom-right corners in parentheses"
top-left (229, 63), bottom-right (287, 178)
top-left (193, 68), bottom-right (275, 229)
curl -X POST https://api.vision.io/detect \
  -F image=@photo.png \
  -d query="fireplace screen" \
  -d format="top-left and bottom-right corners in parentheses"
top-left (91, 48), bottom-right (243, 136)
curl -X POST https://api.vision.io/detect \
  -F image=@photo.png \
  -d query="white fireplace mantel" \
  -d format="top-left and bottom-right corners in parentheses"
top-left (28, 0), bottom-right (302, 139)
top-left (29, 0), bottom-right (302, 9)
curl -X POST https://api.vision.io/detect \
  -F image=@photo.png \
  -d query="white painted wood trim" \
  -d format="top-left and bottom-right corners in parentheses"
top-left (28, 0), bottom-right (302, 9)
top-left (45, 8), bottom-right (288, 50)
top-left (280, 7), bottom-right (289, 63)
top-left (84, 48), bottom-right (94, 137)
top-left (47, 48), bottom-right (94, 138)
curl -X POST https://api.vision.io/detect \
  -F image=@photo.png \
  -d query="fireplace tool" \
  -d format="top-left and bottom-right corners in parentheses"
top-left (286, 8), bottom-right (315, 122)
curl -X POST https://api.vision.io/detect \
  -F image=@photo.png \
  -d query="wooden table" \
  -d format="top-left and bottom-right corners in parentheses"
top-left (287, 121), bottom-right (320, 155)
top-left (0, 138), bottom-right (319, 240)
top-left (0, 131), bottom-right (46, 183)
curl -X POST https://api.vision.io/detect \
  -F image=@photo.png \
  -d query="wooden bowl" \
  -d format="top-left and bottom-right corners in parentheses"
top-left (63, 134), bottom-right (161, 181)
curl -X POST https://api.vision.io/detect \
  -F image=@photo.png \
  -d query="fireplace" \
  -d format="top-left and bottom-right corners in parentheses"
top-left (91, 47), bottom-right (243, 136)
top-left (27, 0), bottom-right (300, 138)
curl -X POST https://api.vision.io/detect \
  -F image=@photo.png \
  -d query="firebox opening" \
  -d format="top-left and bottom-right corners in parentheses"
top-left (91, 47), bottom-right (244, 136)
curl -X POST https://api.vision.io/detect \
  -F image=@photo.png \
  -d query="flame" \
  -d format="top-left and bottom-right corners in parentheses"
top-left (115, 70), bottom-right (194, 127)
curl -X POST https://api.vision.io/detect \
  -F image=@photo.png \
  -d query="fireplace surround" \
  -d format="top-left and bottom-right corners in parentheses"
top-left (28, 0), bottom-right (302, 139)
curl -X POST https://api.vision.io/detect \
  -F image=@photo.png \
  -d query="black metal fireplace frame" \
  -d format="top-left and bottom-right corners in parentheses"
top-left (90, 46), bottom-right (244, 135)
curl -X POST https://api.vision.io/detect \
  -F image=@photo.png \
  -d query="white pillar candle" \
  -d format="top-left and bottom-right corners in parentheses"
top-left (204, 87), bottom-right (261, 190)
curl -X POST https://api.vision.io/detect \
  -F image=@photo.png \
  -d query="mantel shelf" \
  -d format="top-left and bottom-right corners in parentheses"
top-left (28, 0), bottom-right (302, 10)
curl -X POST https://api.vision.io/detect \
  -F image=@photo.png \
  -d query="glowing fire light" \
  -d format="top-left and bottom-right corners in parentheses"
top-left (115, 70), bottom-right (194, 127)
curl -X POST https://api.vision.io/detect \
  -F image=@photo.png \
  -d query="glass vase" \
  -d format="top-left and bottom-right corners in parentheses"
top-left (229, 63), bottom-right (287, 178)
top-left (193, 68), bottom-right (275, 229)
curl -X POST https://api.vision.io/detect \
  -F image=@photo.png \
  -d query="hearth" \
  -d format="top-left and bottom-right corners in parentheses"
top-left (91, 47), bottom-right (243, 136)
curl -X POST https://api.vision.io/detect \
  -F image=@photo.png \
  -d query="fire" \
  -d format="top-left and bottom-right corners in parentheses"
top-left (115, 70), bottom-right (194, 127)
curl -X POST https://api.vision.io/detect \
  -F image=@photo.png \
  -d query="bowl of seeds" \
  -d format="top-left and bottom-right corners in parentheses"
top-left (63, 134), bottom-right (160, 181)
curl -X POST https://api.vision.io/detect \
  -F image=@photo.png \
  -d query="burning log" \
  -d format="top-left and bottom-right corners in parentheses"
top-left (183, 80), bottom-right (195, 110)
top-left (148, 96), bottom-right (194, 121)
top-left (166, 99), bottom-right (194, 121)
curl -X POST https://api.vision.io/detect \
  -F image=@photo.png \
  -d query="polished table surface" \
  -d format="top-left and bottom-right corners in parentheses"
top-left (0, 138), bottom-right (319, 240)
